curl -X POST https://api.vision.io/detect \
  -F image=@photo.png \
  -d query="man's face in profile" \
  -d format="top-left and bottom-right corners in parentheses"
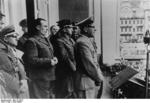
top-left (73, 26), bottom-right (80, 35)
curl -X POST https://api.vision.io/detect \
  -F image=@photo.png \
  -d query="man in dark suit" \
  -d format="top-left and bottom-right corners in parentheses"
top-left (75, 17), bottom-right (104, 98)
top-left (24, 18), bottom-right (58, 98)
top-left (54, 19), bottom-right (76, 98)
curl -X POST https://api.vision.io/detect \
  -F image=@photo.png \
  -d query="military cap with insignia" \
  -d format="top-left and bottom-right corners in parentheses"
top-left (76, 16), bottom-right (94, 28)
top-left (57, 19), bottom-right (73, 28)
top-left (0, 25), bottom-right (15, 38)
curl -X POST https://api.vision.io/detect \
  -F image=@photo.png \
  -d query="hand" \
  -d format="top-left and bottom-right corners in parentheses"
top-left (53, 57), bottom-right (58, 64)
top-left (51, 59), bottom-right (56, 66)
top-left (51, 57), bottom-right (58, 66)
top-left (20, 79), bottom-right (28, 93)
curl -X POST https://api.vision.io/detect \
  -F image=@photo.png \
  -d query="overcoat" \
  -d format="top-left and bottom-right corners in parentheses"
top-left (24, 32), bottom-right (55, 98)
top-left (54, 34), bottom-right (76, 98)
top-left (0, 41), bottom-right (27, 98)
top-left (75, 35), bottom-right (103, 91)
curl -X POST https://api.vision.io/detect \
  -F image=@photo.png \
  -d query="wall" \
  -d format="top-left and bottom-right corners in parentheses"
top-left (34, 0), bottom-right (59, 29)
top-left (94, 0), bottom-right (101, 54)
top-left (102, 0), bottom-right (118, 65)
top-left (48, 0), bottom-right (59, 26)
top-left (4, 0), bottom-right (26, 36)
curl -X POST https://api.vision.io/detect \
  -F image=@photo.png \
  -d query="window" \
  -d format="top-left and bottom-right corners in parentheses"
top-left (133, 28), bottom-right (135, 32)
top-left (125, 27), bottom-right (127, 32)
top-left (140, 27), bottom-right (142, 32)
top-left (121, 20), bottom-right (123, 24)
top-left (137, 27), bottom-right (139, 32)
top-left (137, 20), bottom-right (139, 24)
top-left (129, 20), bottom-right (131, 24)
top-left (125, 20), bottom-right (127, 24)
top-left (129, 27), bottom-right (131, 32)
top-left (133, 20), bottom-right (135, 24)
top-left (117, 0), bottom-right (146, 74)
top-left (121, 27), bottom-right (123, 32)
top-left (140, 20), bottom-right (143, 24)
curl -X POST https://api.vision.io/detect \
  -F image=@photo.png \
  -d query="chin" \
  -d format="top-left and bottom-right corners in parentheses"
top-left (13, 42), bottom-right (18, 47)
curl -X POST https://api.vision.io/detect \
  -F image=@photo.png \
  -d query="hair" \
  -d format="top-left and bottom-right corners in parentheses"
top-left (50, 25), bottom-right (56, 32)
top-left (33, 18), bottom-right (46, 33)
top-left (19, 19), bottom-right (27, 27)
top-left (34, 18), bottom-right (46, 27)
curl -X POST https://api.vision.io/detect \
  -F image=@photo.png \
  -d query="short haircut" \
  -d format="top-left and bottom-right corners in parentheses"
top-left (19, 19), bottom-right (27, 27)
top-left (50, 25), bottom-right (56, 31)
top-left (34, 18), bottom-right (46, 27)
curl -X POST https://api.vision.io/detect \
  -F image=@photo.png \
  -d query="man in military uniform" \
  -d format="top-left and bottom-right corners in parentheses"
top-left (75, 17), bottom-right (104, 98)
top-left (71, 25), bottom-right (81, 41)
top-left (24, 18), bottom-right (58, 98)
top-left (54, 19), bottom-right (76, 98)
top-left (0, 25), bottom-right (28, 98)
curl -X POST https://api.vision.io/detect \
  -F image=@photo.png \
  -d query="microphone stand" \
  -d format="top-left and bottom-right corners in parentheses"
top-left (145, 44), bottom-right (150, 98)
top-left (144, 30), bottom-right (150, 98)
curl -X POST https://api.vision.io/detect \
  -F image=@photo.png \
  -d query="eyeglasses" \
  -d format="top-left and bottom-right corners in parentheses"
top-left (7, 35), bottom-right (17, 38)
top-left (6, 32), bottom-right (18, 38)
top-left (87, 26), bottom-right (95, 28)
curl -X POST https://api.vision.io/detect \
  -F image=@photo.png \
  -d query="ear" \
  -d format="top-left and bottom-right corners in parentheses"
top-left (63, 28), bottom-right (67, 32)
top-left (3, 36), bottom-right (8, 42)
top-left (83, 27), bottom-right (88, 32)
top-left (36, 25), bottom-right (40, 30)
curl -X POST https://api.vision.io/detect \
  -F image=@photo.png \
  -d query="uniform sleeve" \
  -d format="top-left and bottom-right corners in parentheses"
top-left (76, 42), bottom-right (103, 83)
top-left (55, 40), bottom-right (76, 71)
top-left (25, 39), bottom-right (52, 67)
top-left (17, 60), bottom-right (27, 80)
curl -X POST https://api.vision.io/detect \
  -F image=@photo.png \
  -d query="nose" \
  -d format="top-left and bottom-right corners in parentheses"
top-left (16, 37), bottom-right (19, 41)
top-left (15, 33), bottom-right (19, 40)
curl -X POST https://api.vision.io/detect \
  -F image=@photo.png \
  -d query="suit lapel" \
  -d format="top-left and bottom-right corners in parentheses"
top-left (45, 37), bottom-right (54, 52)
top-left (35, 35), bottom-right (54, 53)
top-left (36, 36), bottom-right (49, 46)
top-left (61, 37), bottom-right (74, 47)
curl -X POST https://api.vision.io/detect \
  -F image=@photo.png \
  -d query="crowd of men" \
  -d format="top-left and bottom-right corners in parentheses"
top-left (0, 11), bottom-right (104, 99)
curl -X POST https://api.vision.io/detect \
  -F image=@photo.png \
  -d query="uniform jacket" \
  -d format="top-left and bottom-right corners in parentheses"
top-left (0, 40), bottom-right (26, 98)
top-left (75, 35), bottom-right (103, 90)
top-left (54, 34), bottom-right (76, 96)
top-left (24, 32), bottom-right (55, 81)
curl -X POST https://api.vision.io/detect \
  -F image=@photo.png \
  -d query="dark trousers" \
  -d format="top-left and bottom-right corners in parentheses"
top-left (55, 77), bottom-right (77, 98)
top-left (76, 88), bottom-right (96, 98)
top-left (76, 85), bottom-right (102, 98)
top-left (29, 79), bottom-right (55, 98)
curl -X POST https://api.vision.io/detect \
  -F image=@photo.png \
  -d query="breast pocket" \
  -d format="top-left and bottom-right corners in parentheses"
top-left (89, 45), bottom-right (95, 58)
